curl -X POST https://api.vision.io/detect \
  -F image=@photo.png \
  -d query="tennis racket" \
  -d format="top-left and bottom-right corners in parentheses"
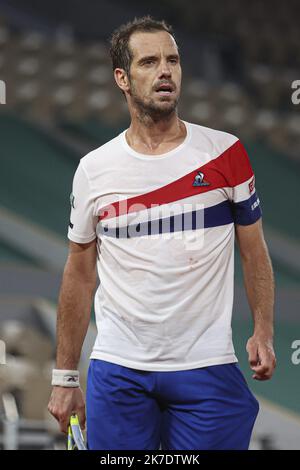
top-left (67, 414), bottom-right (87, 450)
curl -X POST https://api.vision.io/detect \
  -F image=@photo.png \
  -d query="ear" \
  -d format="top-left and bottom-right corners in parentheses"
top-left (114, 68), bottom-right (130, 93)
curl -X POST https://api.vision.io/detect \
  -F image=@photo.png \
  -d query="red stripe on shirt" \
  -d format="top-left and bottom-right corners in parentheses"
top-left (99, 139), bottom-right (253, 221)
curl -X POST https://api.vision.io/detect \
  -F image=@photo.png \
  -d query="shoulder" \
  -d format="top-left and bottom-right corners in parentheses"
top-left (186, 121), bottom-right (240, 158)
top-left (79, 131), bottom-right (125, 174)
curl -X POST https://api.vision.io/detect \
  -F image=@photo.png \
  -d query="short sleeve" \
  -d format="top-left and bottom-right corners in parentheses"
top-left (228, 140), bottom-right (262, 225)
top-left (67, 162), bottom-right (97, 243)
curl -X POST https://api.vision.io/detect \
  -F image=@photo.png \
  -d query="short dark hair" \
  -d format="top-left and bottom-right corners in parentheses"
top-left (109, 15), bottom-right (177, 77)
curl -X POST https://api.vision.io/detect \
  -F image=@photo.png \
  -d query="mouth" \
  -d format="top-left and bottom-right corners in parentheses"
top-left (155, 83), bottom-right (174, 96)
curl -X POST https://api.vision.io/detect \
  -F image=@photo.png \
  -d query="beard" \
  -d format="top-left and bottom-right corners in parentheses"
top-left (129, 80), bottom-right (180, 123)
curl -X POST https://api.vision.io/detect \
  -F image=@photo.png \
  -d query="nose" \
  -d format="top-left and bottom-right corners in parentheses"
top-left (158, 59), bottom-right (172, 79)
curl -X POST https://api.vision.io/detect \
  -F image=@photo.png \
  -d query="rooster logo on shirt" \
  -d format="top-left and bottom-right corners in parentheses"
top-left (193, 171), bottom-right (210, 187)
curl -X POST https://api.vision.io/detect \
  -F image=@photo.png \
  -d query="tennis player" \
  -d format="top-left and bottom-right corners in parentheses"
top-left (48, 16), bottom-right (276, 450)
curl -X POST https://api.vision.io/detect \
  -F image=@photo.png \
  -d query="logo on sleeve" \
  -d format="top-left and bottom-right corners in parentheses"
top-left (70, 192), bottom-right (75, 209)
top-left (248, 177), bottom-right (255, 194)
top-left (193, 172), bottom-right (210, 187)
top-left (251, 198), bottom-right (260, 211)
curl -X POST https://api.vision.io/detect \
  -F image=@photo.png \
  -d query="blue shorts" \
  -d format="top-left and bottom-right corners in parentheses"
top-left (86, 359), bottom-right (259, 450)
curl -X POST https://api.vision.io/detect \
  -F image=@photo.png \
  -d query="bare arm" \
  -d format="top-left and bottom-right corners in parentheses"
top-left (48, 239), bottom-right (97, 433)
top-left (56, 239), bottom-right (97, 369)
top-left (235, 218), bottom-right (276, 380)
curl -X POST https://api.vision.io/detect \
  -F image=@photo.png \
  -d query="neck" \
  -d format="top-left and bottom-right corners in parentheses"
top-left (126, 108), bottom-right (184, 151)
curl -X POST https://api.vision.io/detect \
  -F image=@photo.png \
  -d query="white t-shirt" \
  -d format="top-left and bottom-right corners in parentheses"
top-left (67, 120), bottom-right (262, 371)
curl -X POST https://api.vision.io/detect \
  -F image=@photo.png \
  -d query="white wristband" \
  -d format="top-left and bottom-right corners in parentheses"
top-left (52, 369), bottom-right (80, 388)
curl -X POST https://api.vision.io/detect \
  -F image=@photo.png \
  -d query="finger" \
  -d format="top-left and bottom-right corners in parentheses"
top-left (253, 373), bottom-right (272, 381)
top-left (77, 407), bottom-right (86, 431)
top-left (59, 417), bottom-right (70, 434)
top-left (253, 348), bottom-right (274, 374)
top-left (48, 405), bottom-right (60, 422)
top-left (247, 345), bottom-right (259, 368)
top-left (251, 363), bottom-right (269, 374)
top-left (258, 345), bottom-right (272, 365)
top-left (55, 409), bottom-right (73, 433)
top-left (252, 362), bottom-right (276, 379)
top-left (252, 366), bottom-right (274, 379)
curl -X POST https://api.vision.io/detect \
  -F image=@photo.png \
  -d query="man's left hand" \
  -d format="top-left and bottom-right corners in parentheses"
top-left (246, 334), bottom-right (276, 381)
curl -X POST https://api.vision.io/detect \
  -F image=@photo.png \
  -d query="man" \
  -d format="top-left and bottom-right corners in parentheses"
top-left (48, 16), bottom-right (276, 450)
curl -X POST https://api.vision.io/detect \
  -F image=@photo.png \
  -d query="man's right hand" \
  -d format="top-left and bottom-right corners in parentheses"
top-left (48, 386), bottom-right (86, 434)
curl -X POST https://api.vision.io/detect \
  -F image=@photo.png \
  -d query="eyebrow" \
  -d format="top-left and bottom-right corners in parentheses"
top-left (137, 54), bottom-right (180, 65)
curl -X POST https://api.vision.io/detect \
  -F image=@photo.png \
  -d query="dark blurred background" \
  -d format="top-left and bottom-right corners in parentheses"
top-left (0, 0), bottom-right (299, 450)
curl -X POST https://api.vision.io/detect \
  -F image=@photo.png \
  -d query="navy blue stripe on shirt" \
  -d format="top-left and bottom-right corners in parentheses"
top-left (232, 191), bottom-right (262, 225)
top-left (99, 200), bottom-right (234, 239)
